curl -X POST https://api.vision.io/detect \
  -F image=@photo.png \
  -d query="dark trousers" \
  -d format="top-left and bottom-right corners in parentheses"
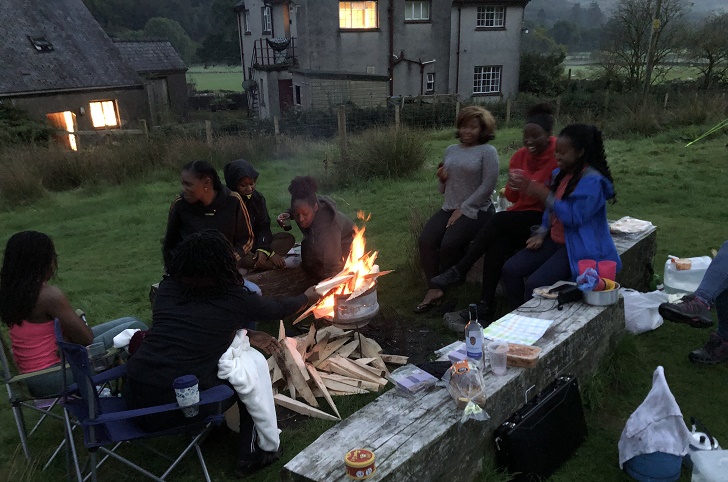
top-left (502, 236), bottom-right (572, 309)
top-left (419, 208), bottom-right (493, 288)
top-left (455, 210), bottom-right (544, 306)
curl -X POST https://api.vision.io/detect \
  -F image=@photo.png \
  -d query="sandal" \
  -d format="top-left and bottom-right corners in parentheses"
top-left (414, 296), bottom-right (443, 314)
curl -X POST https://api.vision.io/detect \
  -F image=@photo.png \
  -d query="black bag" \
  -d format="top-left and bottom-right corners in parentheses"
top-left (493, 375), bottom-right (588, 482)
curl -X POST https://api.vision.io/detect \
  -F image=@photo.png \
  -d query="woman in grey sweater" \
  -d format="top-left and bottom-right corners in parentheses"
top-left (415, 106), bottom-right (499, 313)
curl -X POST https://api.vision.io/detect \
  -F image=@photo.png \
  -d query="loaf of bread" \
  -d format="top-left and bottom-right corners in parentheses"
top-left (506, 343), bottom-right (542, 368)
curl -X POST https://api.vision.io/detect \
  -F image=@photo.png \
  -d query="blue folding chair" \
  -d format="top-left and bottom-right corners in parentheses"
top-left (54, 319), bottom-right (234, 482)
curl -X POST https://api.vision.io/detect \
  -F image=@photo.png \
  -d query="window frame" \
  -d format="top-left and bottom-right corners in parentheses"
top-left (404, 1), bottom-right (430, 22)
top-left (243, 9), bottom-right (251, 34)
top-left (294, 85), bottom-right (302, 106)
top-left (262, 6), bottom-right (272, 34)
top-left (476, 5), bottom-right (506, 29)
top-left (88, 100), bottom-right (120, 129)
top-left (425, 73), bottom-right (435, 93)
top-left (472, 65), bottom-right (502, 95)
top-left (339, 1), bottom-right (379, 31)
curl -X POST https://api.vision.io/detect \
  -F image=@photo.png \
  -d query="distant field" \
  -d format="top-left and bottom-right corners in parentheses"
top-left (564, 63), bottom-right (703, 82)
top-left (186, 65), bottom-right (243, 92)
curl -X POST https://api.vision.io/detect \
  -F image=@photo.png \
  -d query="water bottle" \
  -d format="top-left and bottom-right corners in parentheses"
top-left (464, 303), bottom-right (484, 368)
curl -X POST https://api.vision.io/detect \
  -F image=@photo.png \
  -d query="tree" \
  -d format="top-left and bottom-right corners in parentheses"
top-left (519, 51), bottom-right (567, 96)
top-left (521, 27), bottom-right (562, 55)
top-left (197, 0), bottom-right (240, 66)
top-left (599, 0), bottom-right (689, 88)
top-left (549, 21), bottom-right (580, 49)
top-left (141, 17), bottom-right (198, 64)
top-left (688, 13), bottom-right (728, 88)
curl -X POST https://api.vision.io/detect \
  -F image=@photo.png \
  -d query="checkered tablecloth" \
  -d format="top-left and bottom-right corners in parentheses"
top-left (482, 313), bottom-right (554, 346)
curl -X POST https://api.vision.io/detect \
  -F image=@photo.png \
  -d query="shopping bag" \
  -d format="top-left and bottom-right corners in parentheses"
top-left (621, 289), bottom-right (669, 334)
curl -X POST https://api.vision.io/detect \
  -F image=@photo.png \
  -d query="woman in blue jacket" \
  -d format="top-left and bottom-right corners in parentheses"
top-left (502, 124), bottom-right (620, 308)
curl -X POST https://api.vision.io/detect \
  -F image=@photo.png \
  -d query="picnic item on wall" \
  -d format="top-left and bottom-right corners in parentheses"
top-left (483, 313), bottom-right (554, 346)
top-left (494, 375), bottom-right (587, 482)
top-left (583, 282), bottom-right (621, 306)
top-left (621, 289), bottom-right (669, 334)
top-left (610, 216), bottom-right (655, 235)
top-left (464, 303), bottom-right (485, 368)
top-left (663, 255), bottom-right (712, 295)
top-left (446, 361), bottom-right (489, 423)
top-left (344, 449), bottom-right (376, 480)
top-left (619, 366), bottom-right (692, 482)
top-left (505, 343), bottom-right (542, 368)
top-left (389, 364), bottom-right (437, 394)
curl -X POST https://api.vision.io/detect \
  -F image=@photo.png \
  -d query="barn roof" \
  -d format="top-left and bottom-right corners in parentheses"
top-left (113, 39), bottom-right (187, 75)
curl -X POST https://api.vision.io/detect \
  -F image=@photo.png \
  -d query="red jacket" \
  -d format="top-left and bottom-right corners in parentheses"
top-left (504, 136), bottom-right (557, 212)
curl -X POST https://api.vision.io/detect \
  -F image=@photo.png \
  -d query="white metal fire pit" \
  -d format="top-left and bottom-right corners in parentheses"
top-left (324, 283), bottom-right (379, 329)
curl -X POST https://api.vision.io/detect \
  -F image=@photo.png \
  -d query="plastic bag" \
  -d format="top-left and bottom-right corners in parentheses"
top-left (621, 289), bottom-right (669, 334)
top-left (447, 361), bottom-right (490, 423)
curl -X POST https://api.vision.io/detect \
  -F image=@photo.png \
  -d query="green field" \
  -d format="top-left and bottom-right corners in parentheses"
top-left (187, 65), bottom-right (244, 92)
top-left (565, 63), bottom-right (704, 82)
top-left (1, 125), bottom-right (727, 481)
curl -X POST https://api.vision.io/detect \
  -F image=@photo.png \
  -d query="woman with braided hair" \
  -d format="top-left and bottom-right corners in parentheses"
top-left (125, 230), bottom-right (319, 476)
top-left (0, 231), bottom-right (147, 397)
top-left (502, 123), bottom-right (621, 308)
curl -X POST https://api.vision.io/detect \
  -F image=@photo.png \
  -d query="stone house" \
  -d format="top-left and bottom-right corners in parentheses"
top-left (234, 0), bottom-right (530, 119)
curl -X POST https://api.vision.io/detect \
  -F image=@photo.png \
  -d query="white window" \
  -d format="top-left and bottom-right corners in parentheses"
top-left (476, 6), bottom-right (505, 28)
top-left (473, 66), bottom-right (501, 94)
top-left (339, 2), bottom-right (378, 29)
top-left (89, 100), bottom-right (119, 128)
top-left (244, 10), bottom-right (251, 34)
top-left (405, 1), bottom-right (430, 21)
top-left (426, 73), bottom-right (435, 93)
top-left (262, 6), bottom-right (272, 34)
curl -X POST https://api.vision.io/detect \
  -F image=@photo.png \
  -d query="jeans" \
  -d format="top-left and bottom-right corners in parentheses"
top-left (695, 240), bottom-right (728, 339)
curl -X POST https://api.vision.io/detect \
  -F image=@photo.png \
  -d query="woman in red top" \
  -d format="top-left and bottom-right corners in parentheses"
top-left (430, 104), bottom-right (557, 322)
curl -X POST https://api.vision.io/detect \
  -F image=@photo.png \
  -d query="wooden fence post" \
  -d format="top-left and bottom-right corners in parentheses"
top-left (394, 105), bottom-right (401, 130)
top-left (205, 120), bottom-right (213, 145)
top-left (505, 98), bottom-right (512, 128)
top-left (337, 105), bottom-right (347, 158)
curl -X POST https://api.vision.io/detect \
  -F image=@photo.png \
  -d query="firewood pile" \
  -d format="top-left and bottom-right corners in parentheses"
top-left (269, 322), bottom-right (408, 421)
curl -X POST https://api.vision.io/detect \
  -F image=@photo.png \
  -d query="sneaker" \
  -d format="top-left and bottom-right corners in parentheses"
top-left (658, 295), bottom-right (713, 328)
top-left (458, 301), bottom-right (492, 324)
top-left (688, 333), bottom-right (728, 364)
top-left (431, 267), bottom-right (465, 289)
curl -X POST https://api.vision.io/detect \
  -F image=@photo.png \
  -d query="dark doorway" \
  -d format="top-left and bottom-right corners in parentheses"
top-left (278, 79), bottom-right (294, 114)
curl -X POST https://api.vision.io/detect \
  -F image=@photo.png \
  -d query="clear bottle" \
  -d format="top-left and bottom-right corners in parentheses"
top-left (464, 303), bottom-right (484, 368)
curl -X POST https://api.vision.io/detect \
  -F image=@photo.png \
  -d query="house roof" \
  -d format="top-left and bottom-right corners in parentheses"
top-left (453, 0), bottom-right (530, 5)
top-left (0, 0), bottom-right (142, 97)
top-left (114, 39), bottom-right (187, 75)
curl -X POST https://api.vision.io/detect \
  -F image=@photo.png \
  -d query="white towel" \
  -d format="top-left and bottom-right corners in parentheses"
top-left (217, 330), bottom-right (280, 452)
top-left (618, 366), bottom-right (692, 468)
top-left (112, 328), bottom-right (141, 349)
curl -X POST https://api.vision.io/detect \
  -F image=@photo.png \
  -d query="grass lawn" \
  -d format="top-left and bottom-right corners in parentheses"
top-left (1, 125), bottom-right (727, 481)
top-left (187, 65), bottom-right (244, 92)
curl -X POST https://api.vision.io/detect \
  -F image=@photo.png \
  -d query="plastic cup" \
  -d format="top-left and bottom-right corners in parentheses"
top-left (173, 375), bottom-right (200, 418)
top-left (487, 341), bottom-right (509, 376)
top-left (598, 260), bottom-right (617, 281)
top-left (279, 213), bottom-right (292, 231)
top-left (86, 342), bottom-right (109, 372)
top-left (578, 259), bottom-right (597, 275)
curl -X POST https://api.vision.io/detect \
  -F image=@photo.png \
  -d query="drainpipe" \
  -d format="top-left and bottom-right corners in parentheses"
top-left (388, 0), bottom-right (394, 96)
top-left (236, 11), bottom-right (246, 81)
top-left (455, 0), bottom-right (462, 95)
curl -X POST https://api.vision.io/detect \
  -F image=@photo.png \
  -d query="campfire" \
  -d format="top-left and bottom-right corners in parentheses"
top-left (294, 212), bottom-right (392, 328)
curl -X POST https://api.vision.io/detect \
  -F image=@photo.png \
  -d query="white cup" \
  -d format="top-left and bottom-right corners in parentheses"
top-left (173, 375), bottom-right (200, 418)
top-left (487, 341), bottom-right (509, 376)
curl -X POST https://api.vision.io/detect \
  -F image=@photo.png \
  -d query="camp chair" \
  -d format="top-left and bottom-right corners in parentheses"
top-left (54, 319), bottom-right (234, 482)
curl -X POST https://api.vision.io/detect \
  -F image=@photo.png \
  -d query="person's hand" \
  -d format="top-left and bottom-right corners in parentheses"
top-left (507, 169), bottom-right (526, 190)
top-left (276, 213), bottom-right (289, 229)
top-left (446, 209), bottom-right (462, 228)
top-left (526, 235), bottom-right (544, 250)
top-left (436, 164), bottom-right (448, 183)
top-left (247, 330), bottom-right (282, 356)
top-left (524, 181), bottom-right (550, 200)
top-left (304, 285), bottom-right (321, 305)
top-left (269, 253), bottom-right (286, 269)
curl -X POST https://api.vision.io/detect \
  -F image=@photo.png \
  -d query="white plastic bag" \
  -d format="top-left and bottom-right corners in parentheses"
top-left (621, 289), bottom-right (669, 334)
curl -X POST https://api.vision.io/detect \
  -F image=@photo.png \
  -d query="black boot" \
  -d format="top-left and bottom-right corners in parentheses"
top-left (431, 266), bottom-right (465, 289)
top-left (458, 301), bottom-right (492, 324)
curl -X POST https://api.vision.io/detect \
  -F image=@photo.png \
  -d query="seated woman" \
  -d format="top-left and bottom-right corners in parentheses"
top-left (162, 160), bottom-right (254, 270)
top-left (415, 105), bottom-right (499, 313)
top-left (430, 103), bottom-right (558, 322)
top-left (224, 158), bottom-right (295, 272)
top-left (124, 230), bottom-right (319, 476)
top-left (502, 124), bottom-right (621, 308)
top-left (277, 176), bottom-right (355, 283)
top-left (0, 231), bottom-right (147, 397)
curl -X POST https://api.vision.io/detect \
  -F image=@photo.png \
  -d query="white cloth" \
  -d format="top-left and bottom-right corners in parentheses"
top-left (618, 366), bottom-right (692, 468)
top-left (217, 329), bottom-right (280, 452)
top-left (112, 328), bottom-right (141, 349)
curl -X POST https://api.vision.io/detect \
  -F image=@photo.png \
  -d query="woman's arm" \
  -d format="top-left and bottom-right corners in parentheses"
top-left (42, 285), bottom-right (93, 345)
top-left (232, 192), bottom-right (255, 259)
top-left (460, 146), bottom-right (499, 219)
top-left (549, 176), bottom-right (609, 227)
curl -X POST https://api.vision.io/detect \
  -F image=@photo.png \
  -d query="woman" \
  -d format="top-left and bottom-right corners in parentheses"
top-left (125, 230), bottom-right (319, 476)
top-left (224, 158), bottom-right (295, 272)
top-left (278, 176), bottom-right (355, 282)
top-left (0, 231), bottom-right (147, 397)
top-left (430, 103), bottom-right (558, 322)
top-left (502, 124), bottom-right (620, 308)
top-left (162, 160), bottom-right (254, 269)
top-left (415, 105), bottom-right (499, 313)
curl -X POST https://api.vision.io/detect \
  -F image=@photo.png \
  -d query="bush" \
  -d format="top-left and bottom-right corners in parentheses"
top-left (0, 104), bottom-right (52, 147)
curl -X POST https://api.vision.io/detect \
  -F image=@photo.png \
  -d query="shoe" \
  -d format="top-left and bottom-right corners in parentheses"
top-left (658, 294), bottom-right (713, 328)
top-left (235, 447), bottom-right (283, 477)
top-left (431, 267), bottom-right (465, 289)
top-left (458, 301), bottom-right (492, 323)
top-left (688, 333), bottom-right (728, 364)
top-left (414, 298), bottom-right (443, 314)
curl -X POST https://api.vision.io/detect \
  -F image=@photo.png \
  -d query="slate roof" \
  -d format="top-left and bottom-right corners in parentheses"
top-left (113, 40), bottom-right (187, 75)
top-left (0, 0), bottom-right (142, 96)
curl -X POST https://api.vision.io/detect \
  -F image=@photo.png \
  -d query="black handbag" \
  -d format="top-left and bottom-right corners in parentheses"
top-left (493, 375), bottom-right (588, 482)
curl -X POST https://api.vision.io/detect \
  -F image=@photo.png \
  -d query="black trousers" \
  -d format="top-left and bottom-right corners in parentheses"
top-left (418, 208), bottom-right (493, 288)
top-left (455, 210), bottom-right (544, 306)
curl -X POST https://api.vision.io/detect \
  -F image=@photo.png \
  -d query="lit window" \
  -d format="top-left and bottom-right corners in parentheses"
top-left (426, 73), bottom-right (435, 93)
top-left (476, 6), bottom-right (505, 28)
top-left (89, 101), bottom-right (119, 128)
top-left (46, 111), bottom-right (77, 151)
top-left (244, 10), bottom-right (251, 33)
top-left (405, 1), bottom-right (430, 21)
top-left (262, 6), bottom-right (272, 34)
top-left (339, 2), bottom-right (378, 29)
top-left (473, 66), bottom-right (501, 94)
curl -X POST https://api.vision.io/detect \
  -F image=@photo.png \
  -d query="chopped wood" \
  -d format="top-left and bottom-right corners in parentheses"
top-left (333, 339), bottom-right (360, 359)
top-left (353, 357), bottom-right (377, 365)
top-left (320, 373), bottom-right (382, 393)
top-left (379, 354), bottom-right (409, 365)
top-left (284, 338), bottom-right (310, 382)
top-left (292, 304), bottom-right (317, 325)
top-left (270, 359), bottom-right (283, 384)
top-left (359, 335), bottom-right (383, 359)
top-left (312, 337), bottom-right (350, 367)
top-left (273, 341), bottom-right (318, 407)
top-left (304, 324), bottom-right (317, 352)
top-left (328, 356), bottom-right (388, 386)
top-left (273, 394), bottom-right (339, 422)
top-left (278, 320), bottom-right (286, 341)
top-left (317, 326), bottom-right (351, 340)
top-left (306, 364), bottom-right (341, 420)
top-left (351, 359), bottom-right (386, 378)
